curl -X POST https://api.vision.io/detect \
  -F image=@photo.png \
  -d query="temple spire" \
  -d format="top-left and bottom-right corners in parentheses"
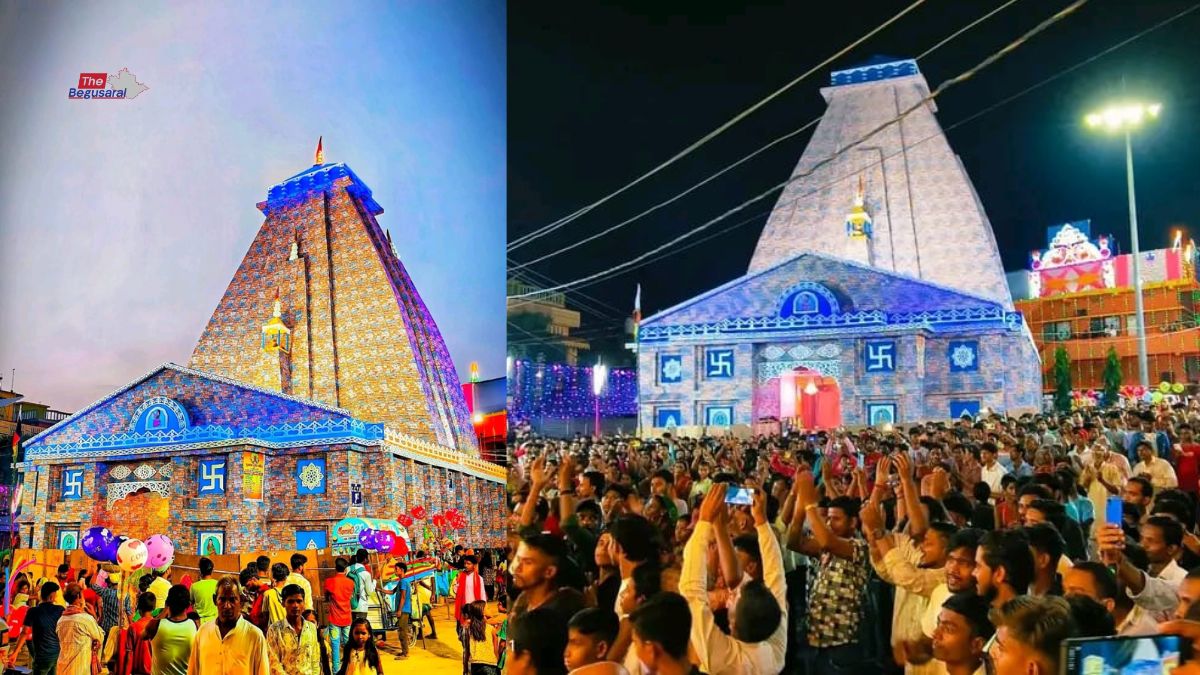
top-left (315, 136), bottom-right (324, 165)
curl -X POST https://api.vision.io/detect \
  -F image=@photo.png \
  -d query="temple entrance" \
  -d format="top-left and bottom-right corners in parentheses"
top-left (102, 487), bottom-right (172, 541)
top-left (779, 367), bottom-right (842, 430)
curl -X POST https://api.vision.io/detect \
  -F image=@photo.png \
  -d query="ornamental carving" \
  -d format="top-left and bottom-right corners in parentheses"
top-left (107, 481), bottom-right (171, 508)
top-left (756, 360), bottom-right (842, 383)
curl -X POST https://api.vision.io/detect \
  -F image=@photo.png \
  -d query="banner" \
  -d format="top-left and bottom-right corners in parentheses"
top-left (243, 453), bottom-right (265, 501)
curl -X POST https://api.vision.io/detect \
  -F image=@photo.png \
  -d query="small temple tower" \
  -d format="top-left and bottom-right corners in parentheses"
top-left (843, 176), bottom-right (874, 266)
top-left (256, 292), bottom-right (292, 393)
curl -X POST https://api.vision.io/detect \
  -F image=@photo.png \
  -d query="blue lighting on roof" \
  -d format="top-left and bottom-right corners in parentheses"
top-left (258, 163), bottom-right (384, 216)
top-left (830, 57), bottom-right (919, 86)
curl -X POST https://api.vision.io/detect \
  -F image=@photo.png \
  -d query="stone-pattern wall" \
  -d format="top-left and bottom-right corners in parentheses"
top-left (189, 168), bottom-right (478, 454)
top-left (748, 70), bottom-right (1013, 309)
top-left (639, 330), bottom-right (1042, 428)
top-left (20, 442), bottom-right (506, 551)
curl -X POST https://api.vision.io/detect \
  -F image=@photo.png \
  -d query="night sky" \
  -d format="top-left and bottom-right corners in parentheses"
top-left (509, 0), bottom-right (1200, 353)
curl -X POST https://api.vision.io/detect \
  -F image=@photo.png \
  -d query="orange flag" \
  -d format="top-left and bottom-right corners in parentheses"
top-left (315, 136), bottom-right (324, 164)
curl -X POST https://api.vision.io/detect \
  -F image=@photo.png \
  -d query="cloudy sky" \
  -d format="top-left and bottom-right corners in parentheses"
top-left (0, 1), bottom-right (505, 411)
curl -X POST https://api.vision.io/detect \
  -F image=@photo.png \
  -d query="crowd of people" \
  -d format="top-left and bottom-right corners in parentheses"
top-left (0, 552), bottom-right (394, 675)
top-left (498, 400), bottom-right (1200, 675)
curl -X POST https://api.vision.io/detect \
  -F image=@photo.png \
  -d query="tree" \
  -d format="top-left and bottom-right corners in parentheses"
top-left (1053, 346), bottom-right (1073, 413)
top-left (1102, 347), bottom-right (1122, 407)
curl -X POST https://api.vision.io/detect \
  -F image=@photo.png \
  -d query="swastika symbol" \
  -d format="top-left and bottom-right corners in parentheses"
top-left (865, 342), bottom-right (895, 372)
top-left (200, 461), bottom-right (226, 494)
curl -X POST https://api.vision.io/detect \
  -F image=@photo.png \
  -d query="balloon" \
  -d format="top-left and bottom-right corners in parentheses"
top-left (80, 527), bottom-right (116, 561)
top-left (392, 537), bottom-right (409, 557)
top-left (144, 535), bottom-right (175, 570)
top-left (398, 514), bottom-right (414, 528)
top-left (432, 514), bottom-right (445, 528)
top-left (1152, 391), bottom-right (1164, 403)
top-left (1142, 392), bottom-right (1155, 403)
top-left (1173, 383), bottom-right (1186, 394)
top-left (117, 538), bottom-right (148, 572)
top-left (104, 535), bottom-right (128, 564)
top-left (374, 530), bottom-right (396, 552)
top-left (411, 506), bottom-right (427, 520)
top-left (1159, 381), bottom-right (1172, 393)
top-left (357, 528), bottom-right (376, 550)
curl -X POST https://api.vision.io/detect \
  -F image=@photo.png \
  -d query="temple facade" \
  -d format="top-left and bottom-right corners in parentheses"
top-left (20, 146), bottom-right (505, 552)
top-left (636, 58), bottom-right (1042, 430)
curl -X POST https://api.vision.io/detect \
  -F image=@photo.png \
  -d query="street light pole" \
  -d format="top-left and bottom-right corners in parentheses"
top-left (1084, 101), bottom-right (1160, 389)
top-left (1124, 129), bottom-right (1150, 388)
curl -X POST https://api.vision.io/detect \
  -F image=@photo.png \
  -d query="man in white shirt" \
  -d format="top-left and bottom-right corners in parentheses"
top-left (679, 485), bottom-right (785, 675)
top-left (188, 576), bottom-right (269, 675)
top-left (1132, 440), bottom-right (1178, 491)
top-left (979, 443), bottom-right (1008, 498)
top-left (286, 554), bottom-right (314, 612)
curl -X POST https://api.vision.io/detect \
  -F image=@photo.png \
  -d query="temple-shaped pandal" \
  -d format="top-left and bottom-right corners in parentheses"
top-left (20, 140), bottom-right (505, 553)
top-left (636, 57), bottom-right (1041, 431)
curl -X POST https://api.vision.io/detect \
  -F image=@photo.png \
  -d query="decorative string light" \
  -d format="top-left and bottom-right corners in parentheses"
top-left (508, 359), bottom-right (636, 422)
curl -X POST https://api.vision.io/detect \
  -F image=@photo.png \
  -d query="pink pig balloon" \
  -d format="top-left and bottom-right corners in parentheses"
top-left (144, 535), bottom-right (175, 570)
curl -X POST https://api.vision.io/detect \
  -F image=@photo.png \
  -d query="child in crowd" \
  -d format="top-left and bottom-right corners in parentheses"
top-left (564, 608), bottom-right (627, 675)
top-left (465, 600), bottom-right (500, 675)
top-left (337, 618), bottom-right (382, 675)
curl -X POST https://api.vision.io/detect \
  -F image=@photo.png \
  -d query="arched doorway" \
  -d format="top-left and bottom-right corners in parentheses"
top-left (779, 367), bottom-right (842, 430)
top-left (102, 487), bottom-right (172, 541)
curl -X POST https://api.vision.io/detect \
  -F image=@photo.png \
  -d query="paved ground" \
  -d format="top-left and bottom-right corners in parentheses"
top-left (376, 600), bottom-right (500, 674)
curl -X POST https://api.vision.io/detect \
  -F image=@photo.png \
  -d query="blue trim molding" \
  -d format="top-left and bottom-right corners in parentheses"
top-left (27, 418), bottom-right (385, 460)
top-left (639, 307), bottom-right (1023, 344)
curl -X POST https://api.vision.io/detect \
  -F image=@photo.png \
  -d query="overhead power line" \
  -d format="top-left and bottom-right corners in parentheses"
top-left (542, 1), bottom-right (1200, 294)
top-left (508, 0), bottom-right (1091, 299)
top-left (506, 0), bottom-right (929, 253)
top-left (508, 0), bottom-right (1025, 273)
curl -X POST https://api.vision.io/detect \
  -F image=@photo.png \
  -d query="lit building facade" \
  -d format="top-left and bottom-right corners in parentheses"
top-left (1014, 221), bottom-right (1199, 391)
top-left (635, 58), bottom-right (1042, 431)
top-left (19, 151), bottom-right (506, 552)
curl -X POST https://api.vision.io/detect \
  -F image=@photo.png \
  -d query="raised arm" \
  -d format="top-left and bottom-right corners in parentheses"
top-left (519, 455), bottom-right (549, 528)
top-left (894, 452), bottom-right (927, 539)
top-left (681, 484), bottom-right (739, 675)
top-left (753, 488), bottom-right (787, 614)
top-left (712, 504), bottom-right (742, 589)
top-left (796, 471), bottom-right (858, 560)
top-left (557, 456), bottom-right (577, 523)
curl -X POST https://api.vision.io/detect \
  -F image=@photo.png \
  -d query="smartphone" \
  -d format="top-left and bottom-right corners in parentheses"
top-left (1060, 634), bottom-right (1183, 675)
top-left (1106, 495), bottom-right (1123, 528)
top-left (725, 486), bottom-right (753, 505)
